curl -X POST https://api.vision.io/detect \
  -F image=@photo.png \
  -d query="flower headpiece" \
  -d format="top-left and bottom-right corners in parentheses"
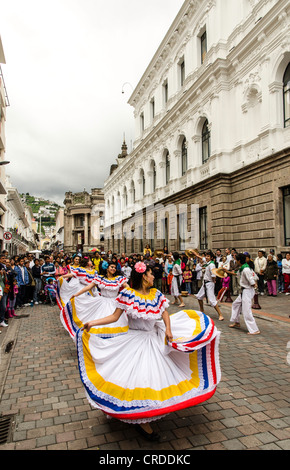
top-left (135, 262), bottom-right (147, 274)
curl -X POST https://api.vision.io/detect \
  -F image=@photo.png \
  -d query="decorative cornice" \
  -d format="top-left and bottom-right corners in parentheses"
top-left (128, 0), bottom-right (213, 108)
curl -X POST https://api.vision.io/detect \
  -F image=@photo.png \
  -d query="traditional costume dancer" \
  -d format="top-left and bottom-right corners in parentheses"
top-left (56, 257), bottom-right (97, 312)
top-left (76, 262), bottom-right (221, 441)
top-left (170, 252), bottom-right (185, 307)
top-left (59, 262), bottom-right (129, 341)
top-left (193, 250), bottom-right (224, 321)
top-left (224, 253), bottom-right (260, 335)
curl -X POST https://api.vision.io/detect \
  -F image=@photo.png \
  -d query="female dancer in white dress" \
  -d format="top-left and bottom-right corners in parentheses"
top-left (77, 262), bottom-right (221, 441)
top-left (59, 262), bottom-right (129, 341)
top-left (57, 257), bottom-right (97, 312)
top-left (170, 252), bottom-right (185, 307)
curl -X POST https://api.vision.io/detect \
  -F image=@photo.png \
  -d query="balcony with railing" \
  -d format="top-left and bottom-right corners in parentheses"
top-left (0, 67), bottom-right (10, 107)
top-left (0, 120), bottom-right (5, 150)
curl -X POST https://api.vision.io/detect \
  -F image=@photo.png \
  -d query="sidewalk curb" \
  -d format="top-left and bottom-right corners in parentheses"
top-left (0, 317), bottom-right (22, 404)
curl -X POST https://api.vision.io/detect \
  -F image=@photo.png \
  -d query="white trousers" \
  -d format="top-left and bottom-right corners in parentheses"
top-left (196, 281), bottom-right (217, 307)
top-left (231, 288), bottom-right (259, 334)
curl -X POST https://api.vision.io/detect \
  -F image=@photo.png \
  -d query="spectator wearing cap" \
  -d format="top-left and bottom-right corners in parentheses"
top-left (244, 252), bottom-right (255, 271)
top-left (269, 249), bottom-right (277, 261)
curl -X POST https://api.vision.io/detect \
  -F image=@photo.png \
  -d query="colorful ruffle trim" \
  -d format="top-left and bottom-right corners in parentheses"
top-left (70, 266), bottom-right (96, 283)
top-left (60, 297), bottom-right (129, 340)
top-left (168, 310), bottom-right (217, 353)
top-left (76, 322), bottom-right (220, 423)
top-left (93, 275), bottom-right (127, 291)
top-left (115, 288), bottom-right (169, 320)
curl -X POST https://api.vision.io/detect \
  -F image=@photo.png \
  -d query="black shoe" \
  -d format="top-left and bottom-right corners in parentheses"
top-left (135, 424), bottom-right (160, 442)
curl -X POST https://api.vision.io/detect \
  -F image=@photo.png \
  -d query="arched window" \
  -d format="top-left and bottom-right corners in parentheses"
top-left (165, 151), bottom-right (170, 185)
top-left (181, 138), bottom-right (187, 175)
top-left (202, 120), bottom-right (211, 164)
top-left (284, 63), bottom-right (290, 128)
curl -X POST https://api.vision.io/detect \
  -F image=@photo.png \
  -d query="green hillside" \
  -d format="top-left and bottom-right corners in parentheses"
top-left (21, 193), bottom-right (61, 228)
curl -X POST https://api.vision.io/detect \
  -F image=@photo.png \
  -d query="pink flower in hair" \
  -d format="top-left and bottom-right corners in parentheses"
top-left (135, 262), bottom-right (147, 273)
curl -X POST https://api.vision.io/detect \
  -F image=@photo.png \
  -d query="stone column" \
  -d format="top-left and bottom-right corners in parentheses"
top-left (84, 213), bottom-right (89, 248)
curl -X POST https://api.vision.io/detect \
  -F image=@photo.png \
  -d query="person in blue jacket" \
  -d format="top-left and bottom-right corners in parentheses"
top-left (14, 258), bottom-right (29, 308)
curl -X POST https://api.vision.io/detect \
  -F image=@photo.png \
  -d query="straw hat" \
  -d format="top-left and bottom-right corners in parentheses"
top-left (154, 250), bottom-right (164, 258)
top-left (212, 267), bottom-right (227, 278)
top-left (185, 249), bottom-right (198, 258)
top-left (181, 291), bottom-right (189, 296)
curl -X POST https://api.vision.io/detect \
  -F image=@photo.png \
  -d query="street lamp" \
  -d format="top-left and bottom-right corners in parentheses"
top-left (122, 82), bottom-right (133, 94)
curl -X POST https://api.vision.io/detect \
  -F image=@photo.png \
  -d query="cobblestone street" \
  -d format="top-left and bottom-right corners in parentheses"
top-left (0, 294), bottom-right (290, 451)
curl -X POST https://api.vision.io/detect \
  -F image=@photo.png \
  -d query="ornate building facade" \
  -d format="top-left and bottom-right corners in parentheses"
top-left (0, 35), bottom-right (9, 251)
top-left (104, 0), bottom-right (290, 255)
top-left (63, 189), bottom-right (105, 254)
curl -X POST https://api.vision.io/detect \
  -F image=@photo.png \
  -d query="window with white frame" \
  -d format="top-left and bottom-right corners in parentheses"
top-left (147, 221), bottom-right (154, 250)
top-left (199, 207), bottom-right (208, 250)
top-left (283, 186), bottom-right (290, 246)
top-left (163, 79), bottom-right (168, 106)
top-left (181, 138), bottom-right (188, 176)
top-left (201, 30), bottom-right (207, 64)
top-left (179, 57), bottom-right (185, 88)
top-left (178, 212), bottom-right (187, 251)
top-left (165, 151), bottom-right (170, 185)
top-left (283, 63), bottom-right (290, 128)
top-left (140, 112), bottom-right (145, 133)
top-left (202, 120), bottom-right (211, 164)
top-left (150, 98), bottom-right (155, 121)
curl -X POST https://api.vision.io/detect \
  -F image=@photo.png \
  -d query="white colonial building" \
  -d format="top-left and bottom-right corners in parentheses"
top-left (50, 208), bottom-right (65, 252)
top-left (4, 176), bottom-right (38, 254)
top-left (63, 189), bottom-right (105, 254)
top-left (104, 0), bottom-right (290, 256)
top-left (0, 35), bottom-right (9, 251)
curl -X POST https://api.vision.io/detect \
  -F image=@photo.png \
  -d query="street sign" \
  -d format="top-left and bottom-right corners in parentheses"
top-left (3, 231), bottom-right (12, 241)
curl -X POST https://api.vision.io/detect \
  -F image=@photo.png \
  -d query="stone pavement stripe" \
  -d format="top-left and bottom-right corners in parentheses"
top-left (221, 303), bottom-right (290, 324)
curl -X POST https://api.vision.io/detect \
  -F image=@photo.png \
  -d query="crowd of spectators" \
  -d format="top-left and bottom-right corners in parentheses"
top-left (0, 246), bottom-right (289, 330)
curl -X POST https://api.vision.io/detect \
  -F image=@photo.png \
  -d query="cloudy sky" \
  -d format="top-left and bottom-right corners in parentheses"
top-left (0, 0), bottom-right (184, 206)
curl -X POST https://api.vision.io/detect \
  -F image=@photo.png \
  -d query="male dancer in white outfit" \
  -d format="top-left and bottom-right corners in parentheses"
top-left (192, 250), bottom-right (224, 321)
top-left (224, 253), bottom-right (260, 335)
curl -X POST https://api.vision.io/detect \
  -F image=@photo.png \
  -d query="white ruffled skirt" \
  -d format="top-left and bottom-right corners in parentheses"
top-left (57, 278), bottom-right (128, 340)
top-left (171, 276), bottom-right (182, 296)
top-left (76, 309), bottom-right (221, 423)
